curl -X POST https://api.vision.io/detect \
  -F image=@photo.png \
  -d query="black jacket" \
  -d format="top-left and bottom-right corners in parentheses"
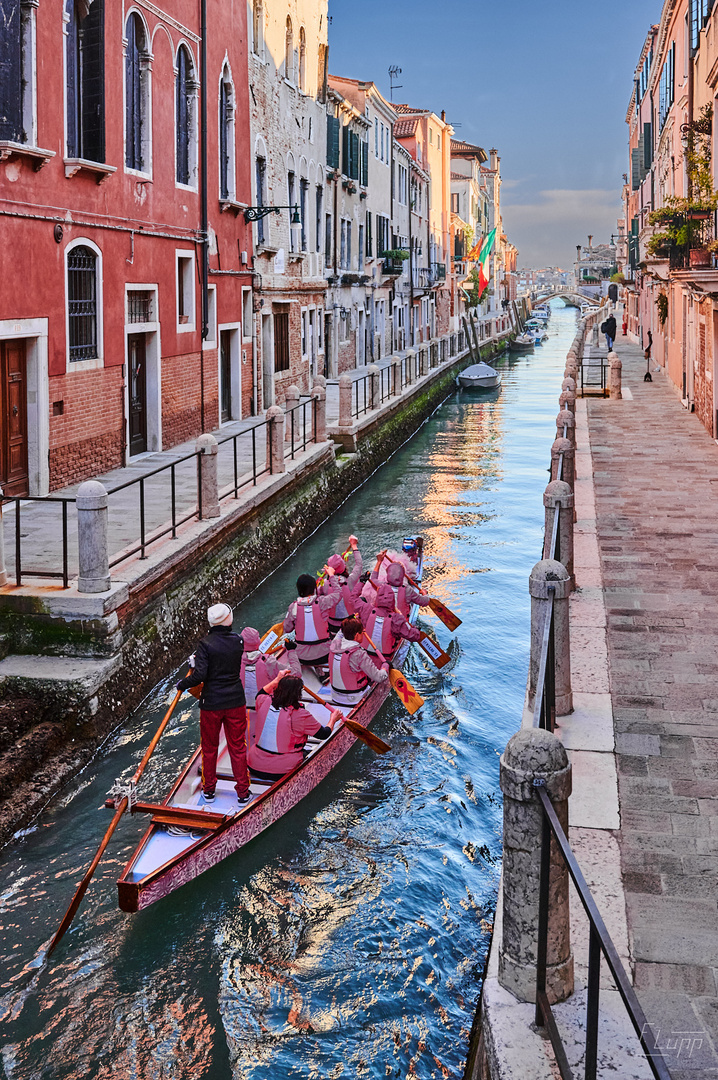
top-left (604, 316), bottom-right (617, 339)
top-left (177, 626), bottom-right (246, 710)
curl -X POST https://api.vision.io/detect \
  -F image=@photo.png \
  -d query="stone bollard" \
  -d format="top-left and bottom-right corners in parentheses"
top-left (543, 480), bottom-right (574, 587)
top-left (77, 480), bottom-right (111, 593)
top-left (405, 348), bottom-right (417, 385)
top-left (561, 375), bottom-right (576, 394)
top-left (559, 389), bottom-right (576, 413)
top-left (312, 384), bottom-right (327, 442)
top-left (555, 410), bottom-right (575, 445)
top-left (609, 352), bottom-right (622, 399)
top-left (529, 559), bottom-right (573, 715)
top-left (391, 355), bottom-right (401, 395)
top-left (419, 347), bottom-right (427, 377)
top-left (368, 363), bottom-right (381, 410)
top-left (196, 433), bottom-right (220, 518)
top-left (498, 727), bottom-right (574, 1003)
top-left (265, 405), bottom-right (286, 474)
top-left (550, 437), bottom-right (574, 490)
top-left (0, 486), bottom-right (7, 587)
top-left (284, 384), bottom-right (300, 442)
top-left (338, 372), bottom-right (353, 426)
top-left (312, 373), bottom-right (327, 391)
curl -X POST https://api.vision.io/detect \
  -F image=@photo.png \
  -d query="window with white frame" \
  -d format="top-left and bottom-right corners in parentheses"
top-left (1, 0), bottom-right (38, 146)
top-left (397, 163), bottom-right (408, 204)
top-left (358, 224), bottom-right (364, 269)
top-left (252, 0), bottom-right (263, 57)
top-left (374, 117), bottom-right (378, 156)
top-left (317, 307), bottom-right (324, 352)
top-left (285, 16), bottom-right (294, 82)
top-left (301, 308), bottom-right (308, 357)
top-left (219, 64), bottom-right (235, 200)
top-left (125, 12), bottom-right (150, 173)
top-left (242, 288), bottom-right (253, 340)
top-left (176, 251), bottom-right (195, 330)
top-left (288, 170), bottom-right (296, 251)
top-left (204, 284), bottom-right (217, 348)
top-left (67, 242), bottom-right (102, 362)
top-left (66, 0), bottom-right (105, 162)
top-left (176, 45), bottom-right (198, 187)
top-left (298, 27), bottom-right (306, 92)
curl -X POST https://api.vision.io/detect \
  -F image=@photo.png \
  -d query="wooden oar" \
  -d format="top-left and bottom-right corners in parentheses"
top-left (361, 630), bottom-right (424, 715)
top-left (365, 577), bottom-right (449, 670)
top-left (383, 553), bottom-right (462, 632)
top-left (302, 684), bottom-right (391, 754)
top-left (258, 621), bottom-right (285, 654)
top-left (48, 671), bottom-right (190, 956)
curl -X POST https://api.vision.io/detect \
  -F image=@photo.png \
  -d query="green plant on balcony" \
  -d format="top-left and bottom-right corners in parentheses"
top-left (379, 249), bottom-right (409, 260)
top-left (656, 292), bottom-right (668, 327)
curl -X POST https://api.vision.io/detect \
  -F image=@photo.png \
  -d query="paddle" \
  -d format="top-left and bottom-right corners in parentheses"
top-left (317, 543), bottom-right (353, 585)
top-left (365, 577), bottom-right (450, 669)
top-left (48, 671), bottom-right (190, 956)
top-left (361, 630), bottom-right (424, 715)
top-left (302, 684), bottom-right (391, 755)
top-left (258, 621), bottom-right (286, 654)
top-left (382, 553), bottom-right (462, 632)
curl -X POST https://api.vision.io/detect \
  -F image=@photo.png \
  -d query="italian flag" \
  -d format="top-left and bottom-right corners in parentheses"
top-left (478, 228), bottom-right (497, 298)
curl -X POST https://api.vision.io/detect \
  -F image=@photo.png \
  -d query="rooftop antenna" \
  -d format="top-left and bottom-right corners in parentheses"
top-left (389, 65), bottom-right (403, 101)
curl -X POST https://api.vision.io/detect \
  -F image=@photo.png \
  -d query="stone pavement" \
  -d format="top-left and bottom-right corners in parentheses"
top-left (587, 334), bottom-right (718, 1078)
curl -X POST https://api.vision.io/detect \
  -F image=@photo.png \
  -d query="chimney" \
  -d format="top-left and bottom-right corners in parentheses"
top-left (490, 148), bottom-right (498, 171)
top-left (441, 109), bottom-right (446, 122)
top-left (588, 234), bottom-right (593, 250)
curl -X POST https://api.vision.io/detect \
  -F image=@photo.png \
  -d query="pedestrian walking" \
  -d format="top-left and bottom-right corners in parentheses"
top-left (176, 603), bottom-right (251, 807)
top-left (603, 314), bottom-right (617, 351)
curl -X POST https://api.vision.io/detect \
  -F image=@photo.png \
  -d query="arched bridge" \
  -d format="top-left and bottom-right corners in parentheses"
top-left (532, 289), bottom-right (601, 309)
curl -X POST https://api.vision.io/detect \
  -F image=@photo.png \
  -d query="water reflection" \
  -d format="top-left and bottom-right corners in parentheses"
top-left (0, 304), bottom-right (577, 1079)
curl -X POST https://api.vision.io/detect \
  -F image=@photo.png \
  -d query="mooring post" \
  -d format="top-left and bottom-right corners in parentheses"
top-left (405, 348), bottom-right (417, 385)
top-left (609, 352), bottom-right (623, 399)
top-left (196, 433), bottom-right (220, 517)
top-left (561, 375), bottom-right (576, 394)
top-left (498, 728), bottom-right (574, 1003)
top-left (77, 480), bottom-right (111, 594)
top-left (391, 355), bottom-right (402, 394)
top-left (555, 409), bottom-right (576, 445)
top-left (368, 363), bottom-right (381, 409)
top-left (543, 481), bottom-right (574, 588)
top-left (0, 486), bottom-right (7, 587)
top-left (312, 383), bottom-right (327, 443)
top-left (550, 437), bottom-right (574, 490)
top-left (265, 405), bottom-right (286, 474)
top-left (338, 372), bottom-right (353, 426)
top-left (284, 384), bottom-right (300, 442)
top-left (559, 389), bottom-right (576, 413)
top-left (529, 559), bottom-right (573, 715)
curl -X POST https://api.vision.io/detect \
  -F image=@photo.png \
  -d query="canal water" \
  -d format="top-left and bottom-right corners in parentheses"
top-left (0, 303), bottom-right (576, 1080)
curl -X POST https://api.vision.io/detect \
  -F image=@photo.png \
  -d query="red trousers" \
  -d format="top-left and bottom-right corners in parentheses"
top-left (200, 706), bottom-right (250, 797)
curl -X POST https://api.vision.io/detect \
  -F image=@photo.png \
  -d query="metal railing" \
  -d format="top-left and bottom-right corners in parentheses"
top-left (216, 415), bottom-right (273, 501)
top-left (283, 397), bottom-right (316, 460)
top-left (352, 374), bottom-right (371, 418)
top-left (534, 783), bottom-right (670, 1080)
top-left (380, 364), bottom-right (393, 404)
top-left (1, 495), bottom-right (72, 588)
top-left (579, 360), bottom-right (609, 397)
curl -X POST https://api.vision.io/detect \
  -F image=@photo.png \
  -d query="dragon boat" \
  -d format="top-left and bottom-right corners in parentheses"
top-left (114, 538), bottom-right (424, 912)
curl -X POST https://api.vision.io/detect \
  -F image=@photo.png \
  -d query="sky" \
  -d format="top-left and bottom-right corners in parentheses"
top-left (328, 0), bottom-right (660, 269)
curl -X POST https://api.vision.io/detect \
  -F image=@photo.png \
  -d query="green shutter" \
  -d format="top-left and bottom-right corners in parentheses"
top-left (349, 132), bottom-right (359, 180)
top-left (631, 147), bottom-right (640, 190)
top-left (327, 115), bottom-right (340, 169)
top-left (643, 122), bottom-right (652, 169)
top-left (361, 140), bottom-right (369, 186)
top-left (342, 124), bottom-right (350, 175)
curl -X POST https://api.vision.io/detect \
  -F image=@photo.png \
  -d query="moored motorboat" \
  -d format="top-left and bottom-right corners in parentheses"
top-left (115, 540), bottom-right (426, 913)
top-left (456, 362), bottom-right (502, 390)
top-left (509, 333), bottom-right (534, 353)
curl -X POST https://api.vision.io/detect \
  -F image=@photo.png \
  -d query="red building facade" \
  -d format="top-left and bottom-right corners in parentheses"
top-left (0, 0), bottom-right (254, 495)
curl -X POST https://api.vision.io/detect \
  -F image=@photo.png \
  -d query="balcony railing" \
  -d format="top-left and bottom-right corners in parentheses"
top-left (431, 262), bottom-right (446, 282)
top-left (413, 266), bottom-right (432, 290)
top-left (381, 255), bottom-right (405, 275)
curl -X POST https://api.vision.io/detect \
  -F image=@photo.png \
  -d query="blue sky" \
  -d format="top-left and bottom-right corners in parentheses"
top-left (328, 0), bottom-right (660, 268)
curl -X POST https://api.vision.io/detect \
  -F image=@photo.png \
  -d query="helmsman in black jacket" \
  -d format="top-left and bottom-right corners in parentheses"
top-left (177, 603), bottom-right (251, 806)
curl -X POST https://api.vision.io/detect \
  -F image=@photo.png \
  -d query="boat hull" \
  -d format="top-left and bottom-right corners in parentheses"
top-left (457, 375), bottom-right (501, 389)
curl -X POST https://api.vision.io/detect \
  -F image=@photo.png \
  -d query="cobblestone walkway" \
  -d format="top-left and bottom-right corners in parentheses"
top-left (587, 336), bottom-right (718, 1078)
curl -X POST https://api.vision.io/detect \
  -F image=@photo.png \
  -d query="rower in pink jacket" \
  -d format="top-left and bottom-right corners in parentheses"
top-left (240, 626), bottom-right (301, 708)
top-left (283, 574), bottom-right (336, 665)
top-left (356, 583), bottom-right (422, 657)
top-left (329, 616), bottom-right (389, 707)
top-left (372, 558), bottom-right (432, 618)
top-left (320, 535), bottom-right (364, 634)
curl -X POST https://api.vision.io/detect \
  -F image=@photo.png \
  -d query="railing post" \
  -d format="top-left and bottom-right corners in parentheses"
top-left (265, 405), bottom-right (286, 473)
top-left (368, 363), bottom-right (381, 409)
top-left (529, 559), bottom-right (572, 715)
top-left (196, 433), bottom-right (220, 518)
top-left (284, 384), bottom-right (300, 442)
top-left (312, 383), bottom-right (327, 442)
top-left (391, 356), bottom-right (401, 395)
top-left (550, 437), bottom-right (574, 489)
top-left (498, 728), bottom-right (573, 1003)
top-left (0, 488), bottom-right (6, 587)
top-left (77, 480), bottom-right (111, 594)
top-left (404, 348), bottom-right (417, 385)
top-left (338, 372), bottom-right (353, 426)
top-left (543, 480), bottom-right (574, 588)
top-left (555, 409), bottom-right (576, 446)
top-left (609, 352), bottom-right (623, 399)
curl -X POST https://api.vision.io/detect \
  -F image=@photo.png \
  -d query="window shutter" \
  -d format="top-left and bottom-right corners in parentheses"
top-left (350, 131), bottom-right (359, 180)
top-left (79, 0), bottom-right (105, 163)
top-left (176, 48), bottom-right (190, 183)
top-left (631, 148), bottom-right (640, 190)
top-left (638, 136), bottom-right (645, 182)
top-left (219, 79), bottom-right (228, 197)
top-left (366, 210), bottom-right (372, 256)
top-left (342, 124), bottom-right (350, 175)
top-left (0, 0), bottom-right (23, 141)
top-left (326, 115), bottom-right (340, 169)
top-left (643, 123), bottom-right (652, 170)
top-left (361, 140), bottom-right (369, 186)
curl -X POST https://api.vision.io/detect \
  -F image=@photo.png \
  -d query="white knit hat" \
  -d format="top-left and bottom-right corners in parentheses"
top-left (208, 603), bottom-right (233, 626)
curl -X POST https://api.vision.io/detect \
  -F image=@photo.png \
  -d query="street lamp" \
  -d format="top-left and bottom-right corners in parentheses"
top-left (243, 203), bottom-right (302, 246)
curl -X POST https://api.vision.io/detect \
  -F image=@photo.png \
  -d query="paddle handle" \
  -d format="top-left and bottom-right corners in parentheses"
top-left (303, 684), bottom-right (336, 713)
top-left (362, 630), bottom-right (389, 665)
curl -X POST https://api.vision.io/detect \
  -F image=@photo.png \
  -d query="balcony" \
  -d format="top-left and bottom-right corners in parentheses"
top-left (413, 266), bottom-right (433, 291)
top-left (381, 255), bottom-right (405, 276)
top-left (431, 262), bottom-right (447, 283)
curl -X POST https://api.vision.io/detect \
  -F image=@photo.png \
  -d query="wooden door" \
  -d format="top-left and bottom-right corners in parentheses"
top-left (220, 330), bottom-right (232, 423)
top-left (128, 334), bottom-right (147, 456)
top-left (1, 340), bottom-right (28, 497)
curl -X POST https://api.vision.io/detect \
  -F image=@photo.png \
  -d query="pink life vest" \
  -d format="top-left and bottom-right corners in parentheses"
top-left (330, 640), bottom-right (369, 704)
top-left (241, 651), bottom-right (272, 708)
top-left (364, 608), bottom-right (398, 656)
top-left (254, 697), bottom-right (302, 755)
top-left (390, 584), bottom-right (410, 617)
top-left (294, 597), bottom-right (330, 646)
top-left (327, 577), bottom-right (356, 625)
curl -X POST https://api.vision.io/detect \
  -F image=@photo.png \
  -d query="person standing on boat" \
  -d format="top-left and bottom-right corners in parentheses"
top-left (283, 574), bottom-right (336, 666)
top-left (176, 603), bottom-right (251, 806)
top-left (356, 583), bottom-right (422, 657)
top-left (373, 557), bottom-right (432, 618)
top-left (329, 616), bottom-right (389, 707)
top-left (240, 626), bottom-right (301, 709)
top-left (320, 534), bottom-right (364, 635)
top-left (249, 672), bottom-right (342, 779)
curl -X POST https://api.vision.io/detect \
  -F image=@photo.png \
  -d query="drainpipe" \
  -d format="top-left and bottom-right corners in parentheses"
top-left (408, 182), bottom-right (414, 344)
top-left (252, 271), bottom-right (260, 415)
top-left (200, 0), bottom-right (209, 429)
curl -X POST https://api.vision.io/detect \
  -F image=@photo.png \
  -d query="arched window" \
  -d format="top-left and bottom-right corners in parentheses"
top-left (298, 27), bottom-right (306, 92)
top-left (0, 0), bottom-right (37, 144)
top-left (176, 45), bottom-right (197, 186)
top-left (125, 12), bottom-right (148, 171)
top-left (252, 0), bottom-right (263, 56)
top-left (67, 245), bottom-right (99, 361)
top-left (285, 17), bottom-right (293, 82)
top-left (66, 0), bottom-right (105, 162)
top-left (219, 66), bottom-right (235, 201)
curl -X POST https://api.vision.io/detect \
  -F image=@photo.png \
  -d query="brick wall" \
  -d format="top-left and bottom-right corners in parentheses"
top-left (49, 367), bottom-right (124, 488)
top-left (162, 349), bottom-right (205, 449)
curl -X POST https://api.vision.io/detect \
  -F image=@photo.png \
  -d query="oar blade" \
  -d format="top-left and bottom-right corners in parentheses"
top-left (259, 621), bottom-right (285, 654)
top-left (418, 631), bottom-right (452, 669)
top-left (389, 669), bottom-right (424, 714)
top-left (343, 717), bottom-right (391, 754)
top-left (428, 597), bottom-right (462, 632)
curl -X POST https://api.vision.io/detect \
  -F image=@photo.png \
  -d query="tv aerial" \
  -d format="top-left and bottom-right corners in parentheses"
top-left (389, 65), bottom-right (403, 100)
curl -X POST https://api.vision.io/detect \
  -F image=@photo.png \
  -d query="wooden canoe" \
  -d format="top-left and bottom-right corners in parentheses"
top-left (115, 538), bottom-right (424, 913)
